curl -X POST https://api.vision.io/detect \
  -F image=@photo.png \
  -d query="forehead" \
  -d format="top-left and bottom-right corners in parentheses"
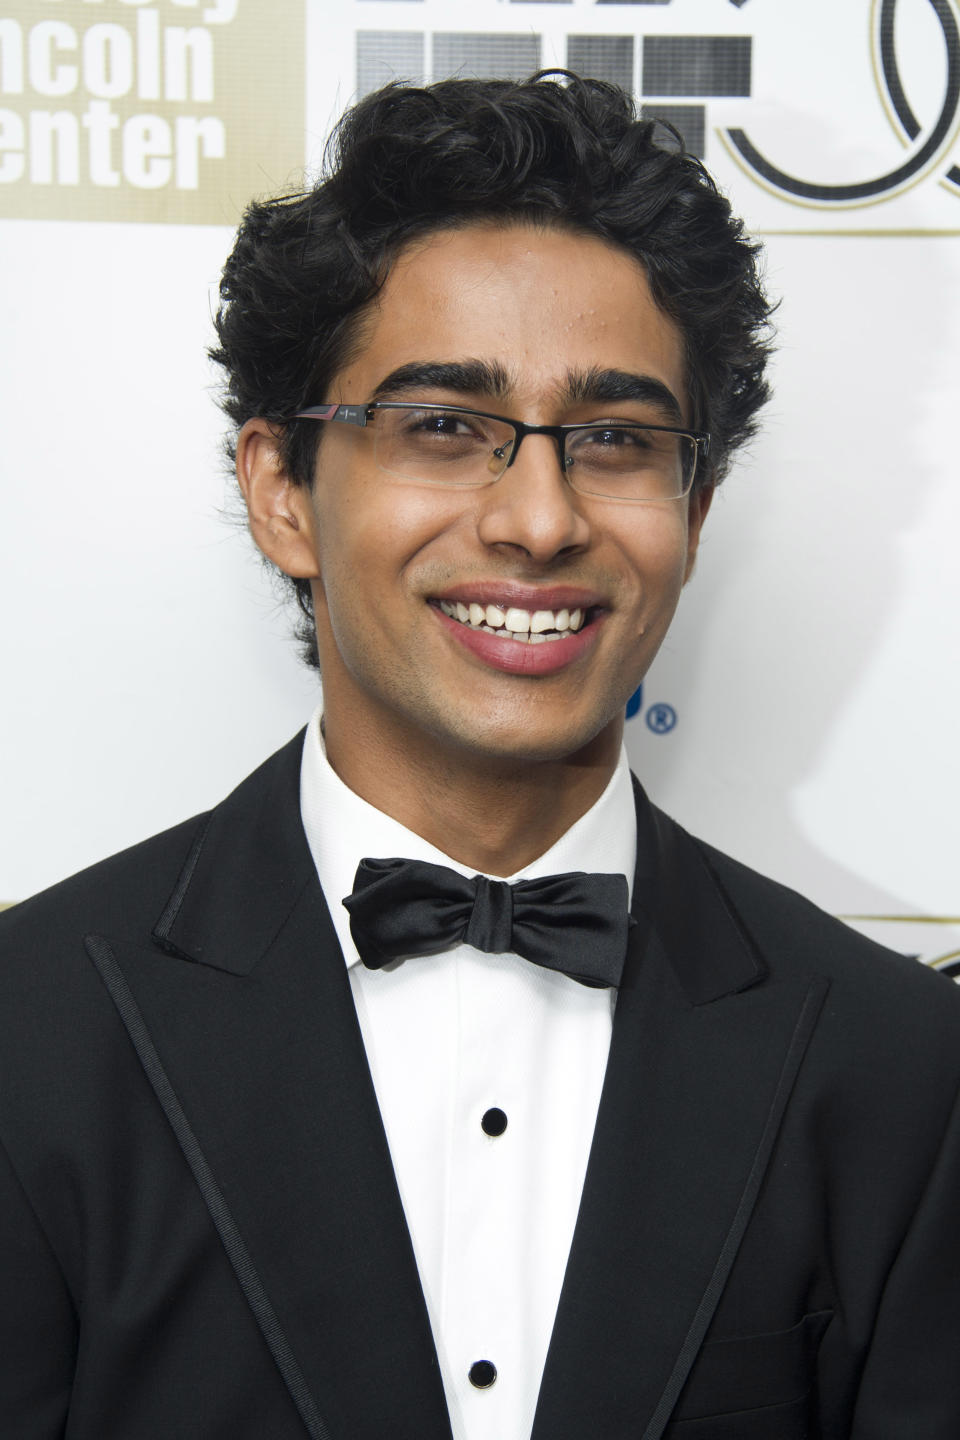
top-left (331, 222), bottom-right (688, 416)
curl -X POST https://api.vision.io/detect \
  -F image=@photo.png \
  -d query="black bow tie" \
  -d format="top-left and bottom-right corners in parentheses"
top-left (343, 857), bottom-right (631, 989)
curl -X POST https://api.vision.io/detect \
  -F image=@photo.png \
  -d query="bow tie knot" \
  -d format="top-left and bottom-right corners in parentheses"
top-left (344, 857), bottom-right (631, 988)
top-left (467, 875), bottom-right (514, 955)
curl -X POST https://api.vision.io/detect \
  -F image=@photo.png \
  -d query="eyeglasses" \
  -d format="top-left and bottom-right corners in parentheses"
top-left (290, 401), bottom-right (711, 502)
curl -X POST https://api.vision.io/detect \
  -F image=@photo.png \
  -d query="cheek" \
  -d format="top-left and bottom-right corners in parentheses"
top-left (310, 482), bottom-right (467, 615)
top-left (622, 510), bottom-right (695, 603)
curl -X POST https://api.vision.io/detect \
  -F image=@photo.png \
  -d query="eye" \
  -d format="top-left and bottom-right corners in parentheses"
top-left (402, 408), bottom-right (481, 439)
top-left (568, 424), bottom-right (660, 468)
top-left (380, 407), bottom-right (498, 472)
top-left (582, 425), bottom-right (652, 450)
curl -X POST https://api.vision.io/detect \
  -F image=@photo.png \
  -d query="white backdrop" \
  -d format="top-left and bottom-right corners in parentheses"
top-left (2, 0), bottom-right (958, 971)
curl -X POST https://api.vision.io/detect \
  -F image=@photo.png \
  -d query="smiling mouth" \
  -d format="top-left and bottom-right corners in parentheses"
top-left (434, 599), bottom-right (591, 645)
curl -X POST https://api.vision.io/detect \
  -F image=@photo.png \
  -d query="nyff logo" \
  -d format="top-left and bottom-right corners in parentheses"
top-left (722, 0), bottom-right (960, 209)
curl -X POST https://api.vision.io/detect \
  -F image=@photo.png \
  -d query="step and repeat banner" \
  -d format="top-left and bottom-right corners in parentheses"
top-left (2, 0), bottom-right (958, 972)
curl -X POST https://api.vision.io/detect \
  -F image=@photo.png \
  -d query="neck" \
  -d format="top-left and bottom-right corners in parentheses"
top-left (322, 712), bottom-right (622, 877)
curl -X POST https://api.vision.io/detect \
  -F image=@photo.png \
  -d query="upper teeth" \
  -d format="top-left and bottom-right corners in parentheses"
top-left (439, 600), bottom-right (585, 641)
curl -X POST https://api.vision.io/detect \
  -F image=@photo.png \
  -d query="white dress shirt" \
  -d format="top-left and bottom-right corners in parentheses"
top-left (299, 706), bottom-right (636, 1440)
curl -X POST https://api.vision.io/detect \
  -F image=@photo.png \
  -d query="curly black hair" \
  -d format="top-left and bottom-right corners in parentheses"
top-left (210, 72), bottom-right (774, 667)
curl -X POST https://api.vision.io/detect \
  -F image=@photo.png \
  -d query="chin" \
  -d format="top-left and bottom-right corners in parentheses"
top-left (428, 707), bottom-right (622, 770)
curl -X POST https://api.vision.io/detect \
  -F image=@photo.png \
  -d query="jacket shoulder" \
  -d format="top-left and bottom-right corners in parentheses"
top-left (688, 825), bottom-right (960, 1025)
top-left (0, 730), bottom-right (306, 964)
top-left (0, 812), bottom-right (208, 945)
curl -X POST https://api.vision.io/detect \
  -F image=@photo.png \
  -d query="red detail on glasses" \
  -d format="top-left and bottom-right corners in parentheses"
top-left (296, 404), bottom-right (340, 420)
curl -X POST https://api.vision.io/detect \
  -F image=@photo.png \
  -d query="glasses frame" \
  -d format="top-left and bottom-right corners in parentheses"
top-left (290, 401), bottom-right (711, 500)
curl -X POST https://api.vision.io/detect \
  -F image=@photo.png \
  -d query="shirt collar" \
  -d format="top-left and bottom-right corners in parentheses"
top-left (299, 702), bottom-right (637, 969)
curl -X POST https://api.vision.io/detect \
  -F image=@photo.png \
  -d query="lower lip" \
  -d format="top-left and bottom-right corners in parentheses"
top-left (431, 605), bottom-right (604, 676)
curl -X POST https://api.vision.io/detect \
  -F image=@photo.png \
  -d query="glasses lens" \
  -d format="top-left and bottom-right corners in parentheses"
top-left (565, 425), bottom-right (696, 500)
top-left (372, 406), bottom-right (514, 487)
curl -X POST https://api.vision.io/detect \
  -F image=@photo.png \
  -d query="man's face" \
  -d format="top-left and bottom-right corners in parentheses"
top-left (292, 223), bottom-right (708, 770)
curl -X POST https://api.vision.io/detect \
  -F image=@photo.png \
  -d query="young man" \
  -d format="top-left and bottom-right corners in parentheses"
top-left (2, 75), bottom-right (959, 1440)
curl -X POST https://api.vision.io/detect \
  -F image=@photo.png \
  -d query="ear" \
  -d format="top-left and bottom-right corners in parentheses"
top-left (235, 418), bottom-right (321, 580)
top-left (683, 483), bottom-right (714, 583)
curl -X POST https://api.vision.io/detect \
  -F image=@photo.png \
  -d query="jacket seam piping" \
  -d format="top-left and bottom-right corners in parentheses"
top-left (152, 813), bottom-right (213, 946)
top-left (83, 933), bottom-right (330, 1440)
top-left (640, 977), bottom-right (829, 1440)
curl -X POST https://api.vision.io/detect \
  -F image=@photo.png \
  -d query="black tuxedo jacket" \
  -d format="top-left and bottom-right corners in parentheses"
top-left (2, 733), bottom-right (960, 1439)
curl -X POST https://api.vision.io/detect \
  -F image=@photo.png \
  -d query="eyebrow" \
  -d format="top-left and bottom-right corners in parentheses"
top-left (371, 360), bottom-right (512, 403)
top-left (370, 360), bottom-right (685, 425)
top-left (561, 367), bottom-right (685, 425)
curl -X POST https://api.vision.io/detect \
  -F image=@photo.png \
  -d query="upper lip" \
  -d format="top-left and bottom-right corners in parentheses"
top-left (429, 582), bottom-right (607, 612)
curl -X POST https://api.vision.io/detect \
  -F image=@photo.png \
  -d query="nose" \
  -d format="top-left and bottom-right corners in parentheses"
top-left (475, 432), bottom-right (591, 562)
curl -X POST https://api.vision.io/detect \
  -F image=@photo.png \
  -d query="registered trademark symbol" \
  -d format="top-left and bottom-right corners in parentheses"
top-left (646, 703), bottom-right (677, 735)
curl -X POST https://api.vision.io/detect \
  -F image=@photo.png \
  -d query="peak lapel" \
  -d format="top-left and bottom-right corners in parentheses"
top-left (90, 736), bottom-right (452, 1440)
top-left (532, 786), bottom-right (828, 1440)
